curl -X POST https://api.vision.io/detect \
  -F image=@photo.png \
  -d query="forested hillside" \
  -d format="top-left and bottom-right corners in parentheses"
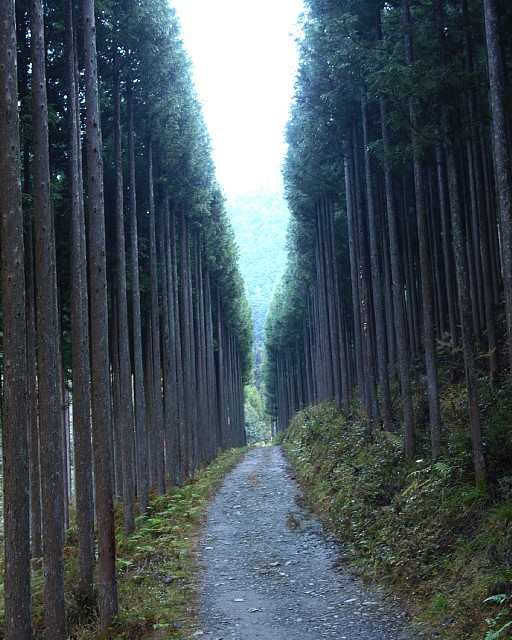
top-left (266, 0), bottom-right (512, 481)
top-left (0, 0), bottom-right (251, 637)
top-left (226, 189), bottom-right (289, 358)
top-left (264, 0), bottom-right (512, 634)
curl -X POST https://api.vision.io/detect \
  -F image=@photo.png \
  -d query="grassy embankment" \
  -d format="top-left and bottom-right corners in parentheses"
top-left (0, 446), bottom-right (249, 639)
top-left (282, 373), bottom-right (512, 639)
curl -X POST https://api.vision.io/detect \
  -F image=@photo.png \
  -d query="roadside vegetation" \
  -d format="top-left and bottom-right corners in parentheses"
top-left (245, 384), bottom-right (272, 444)
top-left (0, 447), bottom-right (249, 639)
top-left (282, 373), bottom-right (512, 640)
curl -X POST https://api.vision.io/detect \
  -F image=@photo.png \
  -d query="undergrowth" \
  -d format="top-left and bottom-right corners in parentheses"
top-left (0, 446), bottom-right (249, 639)
top-left (283, 375), bottom-right (512, 640)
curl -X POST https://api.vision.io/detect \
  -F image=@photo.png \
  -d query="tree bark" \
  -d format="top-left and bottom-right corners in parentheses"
top-left (444, 136), bottom-right (486, 484)
top-left (66, 0), bottom-right (95, 598)
top-left (0, 2), bottom-right (32, 635)
top-left (160, 199), bottom-right (173, 487)
top-left (114, 50), bottom-right (136, 532)
top-left (83, 0), bottom-right (118, 625)
top-left (380, 96), bottom-right (415, 458)
top-left (171, 208), bottom-right (186, 484)
top-left (30, 0), bottom-right (67, 632)
top-left (344, 146), bottom-right (366, 409)
top-left (147, 136), bottom-right (166, 493)
top-left (403, 1), bottom-right (441, 457)
top-left (127, 75), bottom-right (150, 514)
top-left (483, 0), bottom-right (512, 373)
top-left (361, 89), bottom-right (394, 431)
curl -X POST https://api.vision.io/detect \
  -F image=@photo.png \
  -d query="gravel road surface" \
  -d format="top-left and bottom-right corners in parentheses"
top-left (193, 446), bottom-right (428, 640)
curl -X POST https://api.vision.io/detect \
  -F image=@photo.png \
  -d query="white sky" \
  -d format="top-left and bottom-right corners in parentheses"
top-left (170, 0), bottom-right (304, 196)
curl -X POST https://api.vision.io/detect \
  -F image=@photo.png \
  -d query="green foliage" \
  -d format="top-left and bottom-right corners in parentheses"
top-left (484, 594), bottom-right (512, 640)
top-left (244, 404), bottom-right (271, 445)
top-left (226, 189), bottom-right (290, 351)
top-left (283, 381), bottom-right (512, 639)
top-left (244, 384), bottom-right (271, 444)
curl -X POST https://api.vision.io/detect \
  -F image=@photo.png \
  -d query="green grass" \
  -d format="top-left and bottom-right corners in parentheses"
top-left (0, 446), bottom-right (250, 639)
top-left (282, 375), bottom-right (512, 640)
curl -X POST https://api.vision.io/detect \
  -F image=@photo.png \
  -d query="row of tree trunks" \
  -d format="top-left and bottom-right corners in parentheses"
top-left (1, 1), bottom-right (251, 638)
top-left (272, 0), bottom-right (509, 488)
top-left (268, 0), bottom-right (512, 497)
top-left (273, 82), bottom-right (506, 478)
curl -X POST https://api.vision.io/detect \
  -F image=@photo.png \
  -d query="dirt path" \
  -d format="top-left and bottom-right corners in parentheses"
top-left (193, 446), bottom-right (426, 639)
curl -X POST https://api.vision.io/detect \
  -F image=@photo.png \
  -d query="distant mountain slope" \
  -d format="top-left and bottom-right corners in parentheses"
top-left (226, 189), bottom-right (289, 352)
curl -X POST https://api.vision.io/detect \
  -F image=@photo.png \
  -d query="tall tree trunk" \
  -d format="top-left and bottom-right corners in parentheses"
top-left (436, 0), bottom-right (485, 482)
top-left (444, 137), bottom-right (486, 484)
top-left (361, 89), bottom-right (394, 431)
top-left (171, 208), bottom-right (186, 484)
top-left (25, 210), bottom-right (43, 566)
top-left (435, 146), bottom-right (458, 355)
top-left (380, 96), bottom-right (415, 458)
top-left (320, 196), bottom-right (343, 410)
top-left (216, 293), bottom-right (228, 450)
top-left (403, 1), bottom-right (441, 457)
top-left (160, 198), bottom-right (176, 486)
top-left (66, 0), bottom-right (95, 599)
top-left (471, 138), bottom-right (499, 379)
top-left (20, 11), bottom-right (43, 570)
top-left (127, 76), bottom-right (150, 514)
top-left (1, 2), bottom-right (32, 636)
top-left (30, 0), bottom-right (67, 633)
top-left (147, 136), bottom-right (165, 494)
top-left (186, 225), bottom-right (199, 469)
top-left (483, 0), bottom-right (512, 372)
top-left (179, 207), bottom-right (195, 476)
top-left (83, 0), bottom-right (118, 625)
top-left (194, 230), bottom-right (208, 463)
top-left (315, 206), bottom-right (334, 401)
top-left (344, 145), bottom-right (366, 409)
top-left (110, 298), bottom-right (124, 501)
top-left (328, 200), bottom-right (350, 414)
top-left (353, 127), bottom-right (379, 430)
top-left (114, 51), bottom-right (136, 532)
top-left (204, 269), bottom-right (219, 459)
top-left (402, 180), bottom-right (421, 361)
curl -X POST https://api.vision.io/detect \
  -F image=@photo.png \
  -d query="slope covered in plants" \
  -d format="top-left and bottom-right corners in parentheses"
top-left (283, 377), bottom-right (512, 639)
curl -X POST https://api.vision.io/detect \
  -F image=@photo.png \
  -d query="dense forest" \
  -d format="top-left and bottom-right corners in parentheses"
top-left (4, 0), bottom-right (512, 635)
top-left (265, 0), bottom-right (512, 481)
top-left (264, 1), bottom-right (512, 632)
top-left (0, 0), bottom-right (252, 637)
top-left (226, 189), bottom-right (289, 369)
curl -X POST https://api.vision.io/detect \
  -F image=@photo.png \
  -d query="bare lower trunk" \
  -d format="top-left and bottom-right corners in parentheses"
top-left (483, 0), bottom-right (512, 373)
top-left (1, 2), bottom-right (32, 636)
top-left (31, 0), bottom-right (67, 633)
top-left (83, 0), bottom-right (117, 625)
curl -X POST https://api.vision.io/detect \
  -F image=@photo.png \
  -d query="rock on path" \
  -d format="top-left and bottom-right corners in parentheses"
top-left (194, 446), bottom-right (426, 639)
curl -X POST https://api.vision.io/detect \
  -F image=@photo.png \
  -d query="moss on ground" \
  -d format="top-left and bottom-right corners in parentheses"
top-left (282, 376), bottom-right (512, 640)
